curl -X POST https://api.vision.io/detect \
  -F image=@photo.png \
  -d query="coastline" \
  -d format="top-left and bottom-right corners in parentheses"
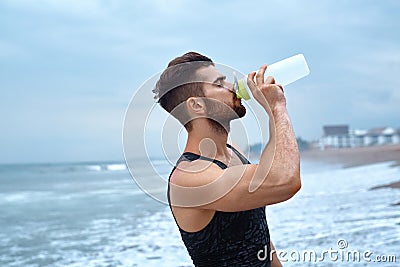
top-left (300, 144), bottom-right (400, 190)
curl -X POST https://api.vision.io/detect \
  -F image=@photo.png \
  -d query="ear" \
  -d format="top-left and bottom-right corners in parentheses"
top-left (186, 97), bottom-right (205, 114)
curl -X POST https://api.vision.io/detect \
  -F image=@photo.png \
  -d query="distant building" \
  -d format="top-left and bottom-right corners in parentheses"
top-left (319, 125), bottom-right (400, 150)
top-left (365, 127), bottom-right (393, 146)
top-left (394, 128), bottom-right (400, 144)
top-left (320, 125), bottom-right (350, 149)
top-left (352, 129), bottom-right (367, 147)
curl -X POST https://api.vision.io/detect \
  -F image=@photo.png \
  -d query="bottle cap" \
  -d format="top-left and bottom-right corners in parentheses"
top-left (234, 72), bottom-right (250, 100)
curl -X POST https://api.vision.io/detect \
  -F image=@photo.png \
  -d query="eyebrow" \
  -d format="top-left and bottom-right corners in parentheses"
top-left (212, 75), bottom-right (226, 84)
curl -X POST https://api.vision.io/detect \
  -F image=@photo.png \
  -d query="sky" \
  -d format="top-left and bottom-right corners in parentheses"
top-left (0, 0), bottom-right (399, 164)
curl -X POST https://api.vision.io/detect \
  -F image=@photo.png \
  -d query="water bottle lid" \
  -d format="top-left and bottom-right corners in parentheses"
top-left (237, 79), bottom-right (250, 100)
top-left (233, 72), bottom-right (251, 100)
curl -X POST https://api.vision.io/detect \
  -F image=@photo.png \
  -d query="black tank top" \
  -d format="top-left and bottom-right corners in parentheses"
top-left (167, 144), bottom-right (271, 266)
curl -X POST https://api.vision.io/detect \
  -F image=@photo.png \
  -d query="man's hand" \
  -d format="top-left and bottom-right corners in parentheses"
top-left (247, 64), bottom-right (286, 115)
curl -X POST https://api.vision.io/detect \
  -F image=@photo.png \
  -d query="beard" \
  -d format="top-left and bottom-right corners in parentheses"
top-left (203, 97), bottom-right (246, 134)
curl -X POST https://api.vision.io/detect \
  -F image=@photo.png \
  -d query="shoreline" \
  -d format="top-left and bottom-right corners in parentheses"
top-left (300, 144), bottom-right (400, 190)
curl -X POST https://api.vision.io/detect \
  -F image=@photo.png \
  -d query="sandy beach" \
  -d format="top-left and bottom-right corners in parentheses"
top-left (301, 144), bottom-right (400, 190)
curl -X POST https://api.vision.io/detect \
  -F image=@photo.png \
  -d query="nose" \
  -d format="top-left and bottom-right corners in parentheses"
top-left (226, 82), bottom-right (235, 93)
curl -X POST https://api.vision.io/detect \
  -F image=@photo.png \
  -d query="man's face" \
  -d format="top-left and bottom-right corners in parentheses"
top-left (196, 65), bottom-right (246, 123)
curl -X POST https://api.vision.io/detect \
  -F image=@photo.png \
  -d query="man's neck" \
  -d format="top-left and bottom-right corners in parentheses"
top-left (185, 120), bottom-right (231, 160)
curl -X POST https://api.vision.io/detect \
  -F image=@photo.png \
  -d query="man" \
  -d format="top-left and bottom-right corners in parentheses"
top-left (153, 52), bottom-right (301, 266)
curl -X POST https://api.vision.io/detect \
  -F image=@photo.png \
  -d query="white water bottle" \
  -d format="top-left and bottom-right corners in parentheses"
top-left (234, 54), bottom-right (310, 100)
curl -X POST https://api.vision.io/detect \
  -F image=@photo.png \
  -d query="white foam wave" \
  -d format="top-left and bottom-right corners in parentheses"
top-left (85, 163), bottom-right (127, 172)
top-left (0, 191), bottom-right (56, 203)
top-left (106, 164), bottom-right (127, 171)
top-left (86, 165), bottom-right (103, 171)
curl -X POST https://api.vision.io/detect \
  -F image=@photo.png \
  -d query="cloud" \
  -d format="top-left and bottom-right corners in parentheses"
top-left (3, 0), bottom-right (107, 18)
top-left (1, 0), bottom-right (400, 162)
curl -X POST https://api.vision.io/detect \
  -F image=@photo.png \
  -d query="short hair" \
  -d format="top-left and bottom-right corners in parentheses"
top-left (153, 52), bottom-right (213, 131)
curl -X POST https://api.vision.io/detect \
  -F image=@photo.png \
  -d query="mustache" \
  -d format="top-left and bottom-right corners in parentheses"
top-left (232, 91), bottom-right (238, 101)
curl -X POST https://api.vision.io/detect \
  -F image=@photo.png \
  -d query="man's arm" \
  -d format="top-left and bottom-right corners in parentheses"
top-left (247, 65), bottom-right (300, 194)
top-left (169, 65), bottom-right (301, 211)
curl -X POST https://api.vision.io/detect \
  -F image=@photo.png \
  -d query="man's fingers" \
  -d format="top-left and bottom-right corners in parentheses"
top-left (247, 71), bottom-right (257, 94)
top-left (255, 64), bottom-right (267, 85)
top-left (265, 75), bottom-right (275, 85)
top-left (248, 71), bottom-right (256, 82)
top-left (276, 84), bottom-right (284, 93)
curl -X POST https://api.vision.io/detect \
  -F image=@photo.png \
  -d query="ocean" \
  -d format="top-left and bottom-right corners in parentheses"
top-left (0, 159), bottom-right (399, 266)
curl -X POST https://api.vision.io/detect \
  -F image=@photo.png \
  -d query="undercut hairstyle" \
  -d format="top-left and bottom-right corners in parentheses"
top-left (153, 52), bottom-right (214, 131)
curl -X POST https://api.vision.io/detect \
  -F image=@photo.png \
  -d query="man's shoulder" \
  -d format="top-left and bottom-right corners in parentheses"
top-left (170, 159), bottom-right (223, 187)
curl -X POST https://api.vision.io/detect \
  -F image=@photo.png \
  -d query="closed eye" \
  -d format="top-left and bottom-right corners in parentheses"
top-left (213, 76), bottom-right (226, 87)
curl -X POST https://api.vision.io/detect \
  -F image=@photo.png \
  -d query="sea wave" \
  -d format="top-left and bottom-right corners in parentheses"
top-left (86, 163), bottom-right (127, 172)
top-left (0, 162), bottom-right (129, 174)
